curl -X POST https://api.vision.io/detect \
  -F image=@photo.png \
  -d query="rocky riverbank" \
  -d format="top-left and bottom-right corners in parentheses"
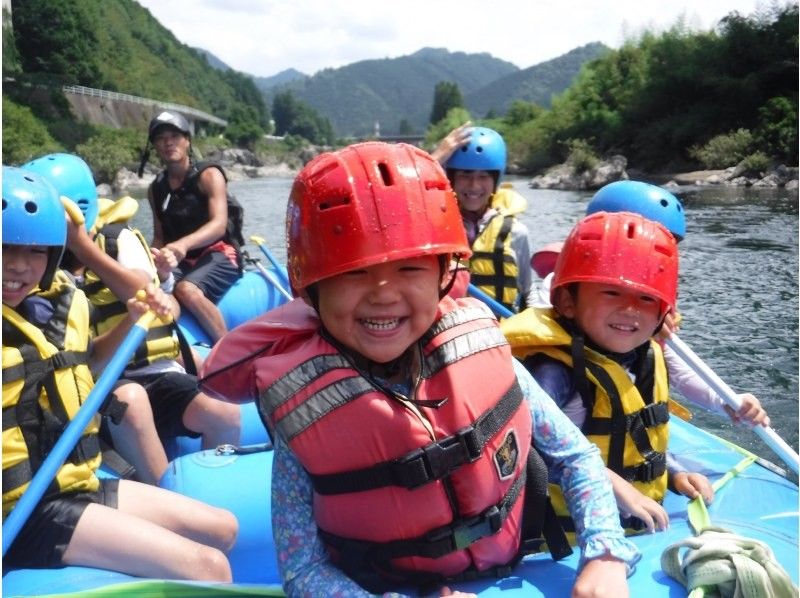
top-left (527, 155), bottom-right (799, 191)
top-left (100, 147), bottom-right (316, 197)
top-left (103, 147), bottom-right (799, 197)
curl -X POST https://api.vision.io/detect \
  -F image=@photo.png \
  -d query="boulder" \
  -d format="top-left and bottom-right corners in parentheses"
top-left (529, 155), bottom-right (628, 190)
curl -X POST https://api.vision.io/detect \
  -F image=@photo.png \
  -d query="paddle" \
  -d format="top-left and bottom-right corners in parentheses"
top-left (2, 308), bottom-right (158, 556)
top-left (665, 335), bottom-right (800, 475)
top-left (242, 251), bottom-right (293, 302)
top-left (249, 235), bottom-right (291, 292)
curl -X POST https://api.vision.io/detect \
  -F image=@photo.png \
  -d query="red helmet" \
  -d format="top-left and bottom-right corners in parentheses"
top-left (551, 211), bottom-right (678, 316)
top-left (287, 142), bottom-right (471, 291)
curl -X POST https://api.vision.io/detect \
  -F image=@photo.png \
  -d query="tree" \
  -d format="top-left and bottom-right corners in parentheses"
top-left (429, 81), bottom-right (464, 125)
top-left (398, 119), bottom-right (414, 135)
top-left (11, 0), bottom-right (104, 86)
top-left (271, 90), bottom-right (334, 145)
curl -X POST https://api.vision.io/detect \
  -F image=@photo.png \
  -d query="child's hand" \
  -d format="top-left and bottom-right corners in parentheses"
top-left (61, 196), bottom-right (93, 250)
top-left (670, 471), bottom-right (714, 504)
top-left (572, 553), bottom-right (628, 598)
top-left (613, 477), bottom-right (669, 533)
top-left (430, 122), bottom-right (473, 165)
top-left (151, 247), bottom-right (177, 280)
top-left (655, 311), bottom-right (680, 341)
top-left (723, 393), bottom-right (770, 427)
top-left (127, 284), bottom-right (172, 322)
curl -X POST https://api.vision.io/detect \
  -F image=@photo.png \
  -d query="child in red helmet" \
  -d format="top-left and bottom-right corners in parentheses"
top-left (502, 212), bottom-right (713, 537)
top-left (201, 143), bottom-right (639, 597)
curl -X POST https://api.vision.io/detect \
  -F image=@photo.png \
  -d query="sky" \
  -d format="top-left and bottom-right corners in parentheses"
top-left (134, 0), bottom-right (775, 78)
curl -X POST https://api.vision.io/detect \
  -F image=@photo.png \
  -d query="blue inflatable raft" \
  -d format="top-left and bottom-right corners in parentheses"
top-left (3, 262), bottom-right (798, 597)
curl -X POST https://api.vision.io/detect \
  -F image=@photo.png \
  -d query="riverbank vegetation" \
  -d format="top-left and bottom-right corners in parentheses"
top-left (2, 1), bottom-right (796, 181)
top-left (427, 3), bottom-right (797, 175)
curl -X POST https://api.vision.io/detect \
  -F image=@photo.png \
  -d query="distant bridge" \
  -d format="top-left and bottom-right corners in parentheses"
top-left (61, 85), bottom-right (227, 134)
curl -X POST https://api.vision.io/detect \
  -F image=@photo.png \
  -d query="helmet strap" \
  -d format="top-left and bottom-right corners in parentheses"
top-left (438, 255), bottom-right (461, 299)
top-left (137, 141), bottom-right (151, 178)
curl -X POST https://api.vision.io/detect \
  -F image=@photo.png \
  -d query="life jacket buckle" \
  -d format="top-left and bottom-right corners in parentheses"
top-left (452, 505), bottom-right (503, 551)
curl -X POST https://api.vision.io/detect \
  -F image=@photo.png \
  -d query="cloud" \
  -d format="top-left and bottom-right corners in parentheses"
top-left (135, 0), bottom-right (769, 76)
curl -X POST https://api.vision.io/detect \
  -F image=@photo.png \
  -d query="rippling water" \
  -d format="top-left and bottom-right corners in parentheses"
top-left (131, 176), bottom-right (799, 461)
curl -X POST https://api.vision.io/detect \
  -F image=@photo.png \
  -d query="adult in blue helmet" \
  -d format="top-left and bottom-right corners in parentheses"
top-left (587, 180), bottom-right (686, 241)
top-left (2, 166), bottom-right (66, 294)
top-left (144, 109), bottom-right (243, 343)
top-left (432, 123), bottom-right (536, 312)
top-left (23, 153), bottom-right (99, 233)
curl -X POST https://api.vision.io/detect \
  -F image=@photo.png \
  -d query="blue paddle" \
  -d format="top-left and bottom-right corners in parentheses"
top-left (249, 235), bottom-right (291, 293)
top-left (467, 283), bottom-right (513, 318)
top-left (2, 309), bottom-right (158, 556)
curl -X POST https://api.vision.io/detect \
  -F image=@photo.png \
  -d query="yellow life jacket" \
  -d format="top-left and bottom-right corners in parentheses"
top-left (469, 208), bottom-right (519, 311)
top-left (491, 185), bottom-right (527, 215)
top-left (83, 198), bottom-right (179, 369)
top-left (501, 307), bottom-right (670, 538)
top-left (2, 279), bottom-right (101, 517)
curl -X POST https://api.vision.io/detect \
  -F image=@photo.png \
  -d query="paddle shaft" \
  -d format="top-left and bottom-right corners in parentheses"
top-left (666, 335), bottom-right (800, 475)
top-left (249, 236), bottom-right (291, 292)
top-left (467, 283), bottom-right (513, 318)
top-left (2, 311), bottom-right (157, 556)
top-left (248, 256), bottom-right (293, 301)
top-left (469, 283), bottom-right (799, 473)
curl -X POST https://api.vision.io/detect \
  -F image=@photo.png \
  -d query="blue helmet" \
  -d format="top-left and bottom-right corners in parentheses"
top-left (587, 180), bottom-right (686, 241)
top-left (445, 127), bottom-right (507, 179)
top-left (3, 166), bottom-right (67, 291)
top-left (23, 153), bottom-right (99, 232)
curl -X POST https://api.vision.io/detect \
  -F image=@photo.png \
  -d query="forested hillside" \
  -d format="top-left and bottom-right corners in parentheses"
top-left (465, 43), bottom-right (610, 117)
top-left (490, 4), bottom-right (798, 173)
top-left (3, 0), bottom-right (269, 166)
top-left (3, 0), bottom-right (796, 179)
top-left (265, 48), bottom-right (519, 136)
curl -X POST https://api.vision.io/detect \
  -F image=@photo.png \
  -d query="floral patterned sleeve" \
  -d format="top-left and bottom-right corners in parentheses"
top-left (271, 437), bottom-right (389, 597)
top-left (512, 359), bottom-right (641, 571)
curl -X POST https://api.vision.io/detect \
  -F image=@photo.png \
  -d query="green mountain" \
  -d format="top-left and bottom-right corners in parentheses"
top-left (253, 69), bottom-right (308, 92)
top-left (266, 48), bottom-right (519, 137)
top-left (465, 42), bottom-right (611, 116)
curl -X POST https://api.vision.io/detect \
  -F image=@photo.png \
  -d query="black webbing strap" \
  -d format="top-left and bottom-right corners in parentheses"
top-left (519, 448), bottom-right (573, 561)
top-left (2, 350), bottom-right (87, 384)
top-left (310, 382), bottom-right (524, 495)
top-left (491, 215), bottom-right (514, 303)
top-left (319, 468), bottom-right (526, 562)
top-left (584, 361), bottom-right (667, 482)
top-left (581, 402), bottom-right (670, 435)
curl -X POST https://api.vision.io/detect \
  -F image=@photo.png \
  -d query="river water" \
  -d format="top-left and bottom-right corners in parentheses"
top-left (131, 175), bottom-right (799, 462)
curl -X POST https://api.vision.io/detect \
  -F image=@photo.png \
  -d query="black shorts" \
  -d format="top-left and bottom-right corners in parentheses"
top-left (130, 371), bottom-right (202, 440)
top-left (175, 251), bottom-right (240, 303)
top-left (4, 479), bottom-right (120, 570)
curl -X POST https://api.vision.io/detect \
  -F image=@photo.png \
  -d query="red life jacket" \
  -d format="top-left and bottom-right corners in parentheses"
top-left (205, 296), bottom-right (533, 582)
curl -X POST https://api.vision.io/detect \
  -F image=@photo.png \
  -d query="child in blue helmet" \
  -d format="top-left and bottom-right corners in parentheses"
top-left (2, 166), bottom-right (237, 579)
top-left (24, 154), bottom-right (241, 484)
top-left (432, 124), bottom-right (536, 312)
top-left (586, 181), bottom-right (770, 428)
